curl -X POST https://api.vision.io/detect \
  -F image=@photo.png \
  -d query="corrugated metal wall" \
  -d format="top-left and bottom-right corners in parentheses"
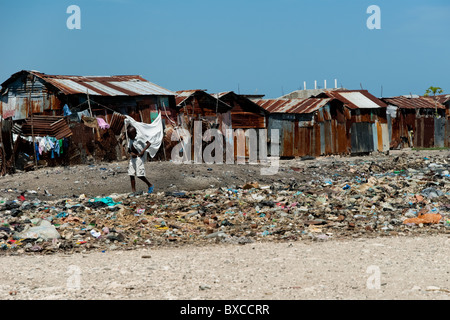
top-left (0, 76), bottom-right (61, 120)
top-left (434, 117), bottom-right (446, 148)
top-left (415, 117), bottom-right (435, 148)
top-left (351, 122), bottom-right (374, 154)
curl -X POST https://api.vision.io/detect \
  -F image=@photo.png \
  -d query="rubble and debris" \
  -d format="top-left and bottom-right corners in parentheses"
top-left (0, 151), bottom-right (449, 255)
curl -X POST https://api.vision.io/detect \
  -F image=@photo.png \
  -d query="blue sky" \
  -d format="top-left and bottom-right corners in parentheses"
top-left (0, 0), bottom-right (449, 98)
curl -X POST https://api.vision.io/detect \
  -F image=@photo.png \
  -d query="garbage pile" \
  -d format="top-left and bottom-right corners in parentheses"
top-left (0, 153), bottom-right (449, 254)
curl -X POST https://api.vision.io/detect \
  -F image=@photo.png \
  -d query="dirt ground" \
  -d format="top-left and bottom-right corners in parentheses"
top-left (0, 235), bottom-right (449, 300)
top-left (0, 149), bottom-right (449, 301)
top-left (1, 149), bottom-right (447, 199)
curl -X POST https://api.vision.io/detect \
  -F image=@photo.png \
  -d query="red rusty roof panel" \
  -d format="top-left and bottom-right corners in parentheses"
top-left (175, 89), bottom-right (206, 106)
top-left (382, 96), bottom-right (445, 109)
top-left (3, 71), bottom-right (176, 97)
top-left (433, 94), bottom-right (450, 105)
top-left (175, 89), bottom-right (232, 109)
top-left (319, 90), bottom-right (387, 110)
top-left (254, 98), bottom-right (331, 114)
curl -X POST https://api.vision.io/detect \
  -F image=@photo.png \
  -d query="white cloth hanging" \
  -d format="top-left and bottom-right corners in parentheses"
top-left (124, 112), bottom-right (163, 158)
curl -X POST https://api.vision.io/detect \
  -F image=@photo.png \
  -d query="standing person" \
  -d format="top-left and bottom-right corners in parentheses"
top-left (127, 125), bottom-right (154, 194)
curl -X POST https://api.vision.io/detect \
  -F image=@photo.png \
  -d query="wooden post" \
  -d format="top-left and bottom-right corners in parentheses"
top-left (86, 90), bottom-right (100, 164)
top-left (29, 76), bottom-right (38, 168)
top-left (0, 118), bottom-right (6, 175)
top-left (161, 103), bottom-right (167, 161)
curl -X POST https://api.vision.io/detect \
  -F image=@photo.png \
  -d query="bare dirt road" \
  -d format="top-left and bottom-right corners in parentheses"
top-left (0, 235), bottom-right (449, 300)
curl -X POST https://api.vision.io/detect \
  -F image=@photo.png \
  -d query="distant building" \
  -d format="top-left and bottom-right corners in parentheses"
top-left (382, 95), bottom-right (447, 149)
top-left (255, 89), bottom-right (389, 157)
top-left (316, 90), bottom-right (389, 154)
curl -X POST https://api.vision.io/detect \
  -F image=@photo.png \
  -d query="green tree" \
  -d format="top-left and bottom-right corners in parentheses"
top-left (424, 86), bottom-right (443, 117)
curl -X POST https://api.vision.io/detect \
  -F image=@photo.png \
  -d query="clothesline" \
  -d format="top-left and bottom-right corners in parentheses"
top-left (70, 99), bottom-right (118, 115)
top-left (71, 98), bottom-right (178, 127)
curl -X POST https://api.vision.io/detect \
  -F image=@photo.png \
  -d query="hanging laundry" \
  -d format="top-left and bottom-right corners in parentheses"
top-left (124, 112), bottom-right (163, 158)
top-left (58, 139), bottom-right (63, 154)
top-left (63, 104), bottom-right (72, 116)
top-left (53, 138), bottom-right (60, 156)
top-left (77, 109), bottom-right (91, 121)
top-left (35, 143), bottom-right (40, 161)
top-left (39, 136), bottom-right (54, 153)
top-left (97, 117), bottom-right (110, 130)
top-left (35, 137), bottom-right (44, 155)
top-left (81, 115), bottom-right (99, 129)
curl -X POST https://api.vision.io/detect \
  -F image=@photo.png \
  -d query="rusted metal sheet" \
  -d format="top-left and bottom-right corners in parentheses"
top-left (294, 126), bottom-right (312, 157)
top-left (378, 122), bottom-right (389, 152)
top-left (231, 112), bottom-right (265, 129)
top-left (234, 129), bottom-right (246, 162)
top-left (0, 75), bottom-right (61, 120)
top-left (15, 71), bottom-right (177, 97)
top-left (313, 123), bottom-right (321, 156)
top-left (322, 105), bottom-right (332, 121)
top-left (319, 90), bottom-right (387, 110)
top-left (213, 92), bottom-right (267, 130)
top-left (385, 97), bottom-right (448, 148)
top-left (176, 90), bottom-right (231, 113)
top-left (434, 94), bottom-right (450, 105)
top-left (336, 122), bottom-right (348, 154)
top-left (18, 115), bottom-right (72, 140)
top-left (351, 109), bottom-right (377, 123)
top-left (268, 114), bottom-right (295, 157)
top-left (344, 107), bottom-right (351, 120)
top-left (1, 70), bottom-right (176, 124)
top-left (175, 90), bottom-right (232, 130)
top-left (109, 112), bottom-right (126, 135)
top-left (388, 114), bottom-right (401, 149)
top-left (383, 96), bottom-right (445, 110)
top-left (372, 121), bottom-right (389, 152)
top-left (256, 97), bottom-right (373, 157)
top-left (323, 120), bottom-right (332, 154)
top-left (351, 122), bottom-right (374, 154)
top-left (333, 104), bottom-right (346, 123)
top-left (446, 118), bottom-right (450, 148)
top-left (161, 90), bottom-right (235, 162)
top-left (254, 98), bottom-right (331, 114)
top-left (415, 117), bottom-right (434, 148)
top-left (434, 117), bottom-right (446, 148)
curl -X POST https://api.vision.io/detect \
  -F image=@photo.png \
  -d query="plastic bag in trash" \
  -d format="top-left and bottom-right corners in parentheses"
top-left (13, 220), bottom-right (60, 240)
top-left (421, 188), bottom-right (444, 199)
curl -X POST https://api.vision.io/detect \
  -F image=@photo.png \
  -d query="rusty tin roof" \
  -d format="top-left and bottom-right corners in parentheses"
top-left (2, 70), bottom-right (175, 97)
top-left (319, 90), bottom-right (387, 109)
top-left (382, 96), bottom-right (446, 109)
top-left (254, 98), bottom-right (331, 114)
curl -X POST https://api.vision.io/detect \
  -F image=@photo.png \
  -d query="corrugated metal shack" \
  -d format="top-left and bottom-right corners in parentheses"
top-left (254, 98), bottom-right (333, 157)
top-left (254, 90), bottom-right (389, 158)
top-left (435, 94), bottom-right (450, 148)
top-left (382, 95), bottom-right (447, 149)
top-left (174, 89), bottom-right (232, 133)
top-left (164, 89), bottom-right (232, 161)
top-left (316, 90), bottom-right (389, 154)
top-left (0, 70), bottom-right (176, 172)
top-left (212, 91), bottom-right (268, 162)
